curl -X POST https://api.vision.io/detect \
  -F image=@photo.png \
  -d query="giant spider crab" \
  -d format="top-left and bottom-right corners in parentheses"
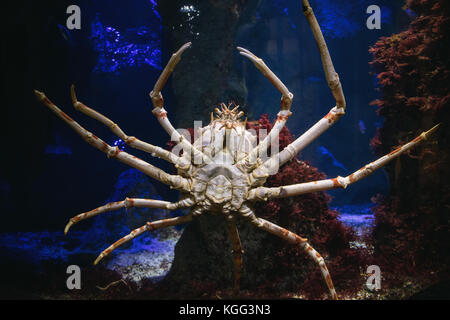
top-left (34, 1), bottom-right (438, 299)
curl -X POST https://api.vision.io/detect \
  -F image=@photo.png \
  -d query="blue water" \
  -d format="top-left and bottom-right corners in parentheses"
top-left (0, 204), bottom-right (374, 268)
top-left (333, 203), bottom-right (375, 236)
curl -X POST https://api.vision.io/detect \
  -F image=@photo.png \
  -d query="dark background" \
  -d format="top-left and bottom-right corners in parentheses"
top-left (0, 0), bottom-right (411, 232)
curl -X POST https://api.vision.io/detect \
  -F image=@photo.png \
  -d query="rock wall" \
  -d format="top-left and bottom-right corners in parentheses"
top-left (159, 116), bottom-right (368, 298)
top-left (157, 0), bottom-right (260, 128)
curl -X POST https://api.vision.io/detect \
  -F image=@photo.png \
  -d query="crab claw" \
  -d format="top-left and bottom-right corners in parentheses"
top-left (64, 219), bottom-right (74, 235)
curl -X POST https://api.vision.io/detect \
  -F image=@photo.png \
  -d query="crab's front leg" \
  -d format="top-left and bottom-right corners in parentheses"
top-left (251, 106), bottom-right (345, 178)
top-left (302, 0), bottom-right (345, 110)
top-left (150, 42), bottom-right (211, 165)
top-left (250, 0), bottom-right (346, 177)
top-left (236, 47), bottom-right (293, 169)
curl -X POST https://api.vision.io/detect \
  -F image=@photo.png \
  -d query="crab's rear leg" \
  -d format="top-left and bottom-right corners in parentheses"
top-left (94, 213), bottom-right (193, 265)
top-left (65, 197), bottom-right (194, 234)
top-left (249, 124), bottom-right (440, 200)
top-left (34, 90), bottom-right (190, 191)
top-left (243, 209), bottom-right (337, 300)
top-left (69, 85), bottom-right (189, 169)
top-left (150, 42), bottom-right (211, 165)
top-left (225, 216), bottom-right (244, 296)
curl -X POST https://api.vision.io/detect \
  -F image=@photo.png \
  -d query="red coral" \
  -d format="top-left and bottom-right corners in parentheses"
top-left (166, 127), bottom-right (195, 151)
top-left (167, 114), bottom-right (369, 298)
top-left (250, 115), bottom-right (369, 299)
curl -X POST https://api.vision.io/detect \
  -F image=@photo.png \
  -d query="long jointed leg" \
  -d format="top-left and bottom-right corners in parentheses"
top-left (251, 1), bottom-right (347, 178)
top-left (250, 106), bottom-right (345, 181)
top-left (64, 197), bottom-right (194, 235)
top-left (248, 216), bottom-right (337, 300)
top-left (237, 47), bottom-right (293, 169)
top-left (94, 214), bottom-right (193, 265)
top-left (34, 90), bottom-right (190, 191)
top-left (249, 124), bottom-right (440, 200)
top-left (302, 0), bottom-right (346, 111)
top-left (70, 85), bottom-right (188, 169)
top-left (149, 42), bottom-right (211, 165)
top-left (276, 106), bottom-right (344, 167)
top-left (225, 216), bottom-right (244, 295)
top-left (237, 47), bottom-right (293, 111)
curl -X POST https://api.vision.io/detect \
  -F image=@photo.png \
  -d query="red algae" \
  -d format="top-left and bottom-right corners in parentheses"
top-left (249, 115), bottom-right (370, 299)
top-left (369, 0), bottom-right (450, 281)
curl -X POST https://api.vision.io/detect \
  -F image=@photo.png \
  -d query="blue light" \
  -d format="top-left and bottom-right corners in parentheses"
top-left (309, 0), bottom-right (362, 38)
top-left (90, 3), bottom-right (162, 74)
top-left (309, 0), bottom-right (392, 38)
top-left (380, 6), bottom-right (392, 24)
top-left (113, 138), bottom-right (127, 151)
top-left (149, 0), bottom-right (161, 20)
top-left (271, 0), bottom-right (393, 39)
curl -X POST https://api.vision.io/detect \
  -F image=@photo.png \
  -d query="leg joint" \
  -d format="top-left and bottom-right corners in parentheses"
top-left (124, 197), bottom-right (134, 208)
top-left (303, 5), bottom-right (313, 16)
top-left (328, 74), bottom-right (341, 90)
top-left (149, 91), bottom-right (164, 108)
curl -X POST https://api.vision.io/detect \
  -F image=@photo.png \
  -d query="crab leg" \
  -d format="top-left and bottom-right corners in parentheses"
top-left (237, 47), bottom-right (293, 168)
top-left (250, 1), bottom-right (347, 176)
top-left (249, 124), bottom-right (440, 200)
top-left (34, 90), bottom-right (190, 191)
top-left (248, 216), bottom-right (337, 300)
top-left (69, 85), bottom-right (189, 169)
top-left (94, 214), bottom-right (193, 265)
top-left (302, 0), bottom-right (346, 111)
top-left (226, 216), bottom-right (244, 295)
top-left (64, 197), bottom-right (194, 235)
top-left (237, 47), bottom-right (293, 111)
top-left (251, 106), bottom-right (344, 178)
top-left (149, 42), bottom-right (211, 165)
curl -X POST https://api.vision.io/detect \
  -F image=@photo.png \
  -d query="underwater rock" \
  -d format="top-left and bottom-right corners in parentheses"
top-left (162, 214), bottom-right (301, 296)
top-left (0, 168), bottom-right (183, 289)
top-left (159, 115), bottom-right (368, 298)
top-left (76, 168), bottom-right (182, 286)
top-left (82, 168), bottom-right (172, 249)
top-left (104, 227), bottom-right (181, 289)
top-left (157, 0), bottom-right (260, 128)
